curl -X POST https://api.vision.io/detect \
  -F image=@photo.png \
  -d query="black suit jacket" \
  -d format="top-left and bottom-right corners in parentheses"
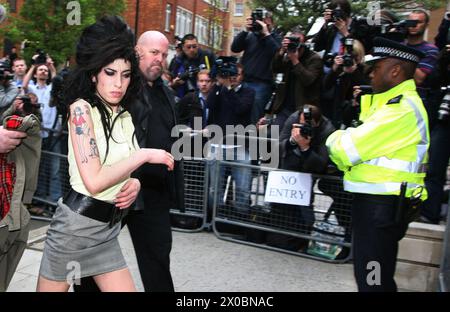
top-left (129, 79), bottom-right (185, 212)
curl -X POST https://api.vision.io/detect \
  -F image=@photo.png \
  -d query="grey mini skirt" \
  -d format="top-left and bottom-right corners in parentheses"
top-left (39, 199), bottom-right (127, 281)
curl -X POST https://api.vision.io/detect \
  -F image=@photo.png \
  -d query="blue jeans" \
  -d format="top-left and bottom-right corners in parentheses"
top-left (208, 146), bottom-right (252, 213)
top-left (423, 122), bottom-right (450, 223)
top-left (35, 135), bottom-right (62, 203)
top-left (245, 81), bottom-right (273, 125)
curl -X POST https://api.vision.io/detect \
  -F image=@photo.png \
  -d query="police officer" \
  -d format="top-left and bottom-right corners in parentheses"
top-left (326, 37), bottom-right (429, 292)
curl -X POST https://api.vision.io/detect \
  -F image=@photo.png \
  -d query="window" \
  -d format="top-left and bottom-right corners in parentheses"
top-left (210, 23), bottom-right (223, 50)
top-left (165, 4), bottom-right (172, 32)
top-left (175, 7), bottom-right (193, 37)
top-left (234, 2), bottom-right (243, 16)
top-left (8, 0), bottom-right (17, 13)
top-left (203, 0), bottom-right (228, 11)
top-left (195, 16), bottom-right (209, 45)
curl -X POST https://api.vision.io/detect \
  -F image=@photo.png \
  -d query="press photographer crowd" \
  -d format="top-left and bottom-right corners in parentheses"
top-left (0, 0), bottom-right (450, 292)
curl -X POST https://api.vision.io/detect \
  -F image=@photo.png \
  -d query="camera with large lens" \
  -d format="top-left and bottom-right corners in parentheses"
top-left (324, 52), bottom-right (338, 68)
top-left (331, 6), bottom-right (346, 22)
top-left (251, 8), bottom-right (264, 33)
top-left (0, 60), bottom-right (14, 81)
top-left (293, 107), bottom-right (313, 138)
top-left (342, 38), bottom-right (354, 67)
top-left (34, 49), bottom-right (47, 65)
top-left (215, 56), bottom-right (238, 78)
top-left (438, 86), bottom-right (450, 122)
top-left (19, 95), bottom-right (33, 114)
top-left (286, 36), bottom-right (301, 53)
top-left (178, 64), bottom-right (204, 81)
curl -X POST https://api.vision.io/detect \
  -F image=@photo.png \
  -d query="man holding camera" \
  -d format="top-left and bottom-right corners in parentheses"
top-left (207, 60), bottom-right (255, 214)
top-left (0, 61), bottom-right (19, 118)
top-left (313, 0), bottom-right (353, 73)
top-left (170, 34), bottom-right (216, 99)
top-left (326, 37), bottom-right (429, 291)
top-left (231, 9), bottom-right (281, 124)
top-left (265, 105), bottom-right (335, 251)
top-left (22, 52), bottom-right (61, 213)
top-left (270, 31), bottom-right (323, 129)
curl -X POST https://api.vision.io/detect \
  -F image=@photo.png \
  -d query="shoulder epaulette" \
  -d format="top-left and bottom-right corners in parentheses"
top-left (386, 95), bottom-right (403, 105)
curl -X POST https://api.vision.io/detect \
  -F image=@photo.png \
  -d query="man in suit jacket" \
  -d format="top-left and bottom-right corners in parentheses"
top-left (126, 31), bottom-right (184, 292)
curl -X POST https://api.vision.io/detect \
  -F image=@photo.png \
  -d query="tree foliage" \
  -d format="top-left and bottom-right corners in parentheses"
top-left (250, 0), bottom-right (446, 33)
top-left (0, 0), bottom-right (125, 67)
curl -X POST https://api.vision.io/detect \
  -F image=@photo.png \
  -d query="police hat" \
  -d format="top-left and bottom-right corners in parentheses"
top-left (364, 37), bottom-right (425, 64)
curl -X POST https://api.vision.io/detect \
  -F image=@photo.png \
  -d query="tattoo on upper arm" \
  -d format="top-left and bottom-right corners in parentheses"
top-left (71, 106), bottom-right (90, 164)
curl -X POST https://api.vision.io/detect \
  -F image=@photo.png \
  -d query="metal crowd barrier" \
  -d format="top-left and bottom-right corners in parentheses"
top-left (211, 160), bottom-right (353, 263)
top-left (30, 129), bottom-right (69, 221)
top-left (170, 157), bottom-right (209, 232)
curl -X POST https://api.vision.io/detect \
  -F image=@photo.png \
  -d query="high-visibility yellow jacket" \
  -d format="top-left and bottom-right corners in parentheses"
top-left (326, 79), bottom-right (429, 199)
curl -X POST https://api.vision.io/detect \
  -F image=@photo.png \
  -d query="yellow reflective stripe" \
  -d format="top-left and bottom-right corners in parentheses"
top-left (363, 156), bottom-right (426, 173)
top-left (344, 180), bottom-right (422, 194)
top-left (405, 98), bottom-right (428, 164)
top-left (341, 131), bottom-right (361, 165)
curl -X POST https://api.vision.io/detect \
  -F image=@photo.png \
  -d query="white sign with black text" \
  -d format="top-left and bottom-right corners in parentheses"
top-left (264, 171), bottom-right (312, 206)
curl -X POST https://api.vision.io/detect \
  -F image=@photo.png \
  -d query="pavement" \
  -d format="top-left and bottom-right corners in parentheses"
top-left (7, 219), bottom-right (358, 292)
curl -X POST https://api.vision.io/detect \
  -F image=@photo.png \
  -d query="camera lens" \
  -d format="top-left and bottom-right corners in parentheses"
top-left (438, 93), bottom-right (450, 122)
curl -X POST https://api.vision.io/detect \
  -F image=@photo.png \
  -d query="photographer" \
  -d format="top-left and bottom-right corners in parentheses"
top-left (7, 93), bottom-right (42, 121)
top-left (170, 34), bottom-right (216, 99)
top-left (420, 44), bottom-right (450, 224)
top-left (207, 61), bottom-right (255, 214)
top-left (322, 39), bottom-right (369, 128)
top-left (266, 105), bottom-right (335, 251)
top-left (0, 61), bottom-right (20, 117)
top-left (313, 0), bottom-right (352, 72)
top-left (231, 9), bottom-right (282, 124)
top-left (269, 30), bottom-right (323, 129)
top-left (22, 52), bottom-right (62, 212)
top-left (280, 105), bottom-right (335, 173)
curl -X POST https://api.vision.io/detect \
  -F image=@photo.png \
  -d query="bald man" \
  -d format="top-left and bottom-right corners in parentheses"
top-left (124, 31), bottom-right (184, 292)
top-left (75, 31), bottom-right (184, 292)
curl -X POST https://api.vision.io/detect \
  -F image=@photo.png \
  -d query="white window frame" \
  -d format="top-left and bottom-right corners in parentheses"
top-left (165, 4), bottom-right (172, 32)
top-left (234, 2), bottom-right (243, 16)
top-left (175, 7), bottom-right (193, 37)
top-left (195, 15), bottom-right (209, 45)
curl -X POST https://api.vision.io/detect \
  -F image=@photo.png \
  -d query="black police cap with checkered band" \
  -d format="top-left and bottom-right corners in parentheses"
top-left (365, 37), bottom-right (426, 64)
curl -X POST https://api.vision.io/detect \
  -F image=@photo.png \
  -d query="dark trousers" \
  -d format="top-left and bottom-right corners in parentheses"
top-left (423, 122), bottom-right (450, 223)
top-left (74, 200), bottom-right (174, 292)
top-left (125, 205), bottom-right (174, 292)
top-left (351, 193), bottom-right (409, 292)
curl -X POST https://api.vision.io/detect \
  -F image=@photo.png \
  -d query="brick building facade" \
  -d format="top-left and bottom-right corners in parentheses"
top-left (2, 0), bottom-right (229, 58)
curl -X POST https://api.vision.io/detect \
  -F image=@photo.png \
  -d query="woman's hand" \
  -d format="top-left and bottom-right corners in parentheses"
top-left (146, 148), bottom-right (175, 171)
top-left (114, 178), bottom-right (141, 209)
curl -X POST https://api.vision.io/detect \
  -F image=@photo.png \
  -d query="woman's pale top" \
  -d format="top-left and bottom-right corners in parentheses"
top-left (68, 99), bottom-right (138, 202)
